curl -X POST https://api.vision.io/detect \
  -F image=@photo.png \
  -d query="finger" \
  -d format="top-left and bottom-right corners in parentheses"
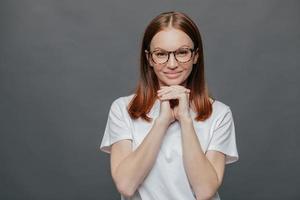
top-left (157, 87), bottom-right (172, 93)
top-left (158, 86), bottom-right (187, 93)
top-left (159, 92), bottom-right (178, 100)
top-left (160, 89), bottom-right (190, 99)
top-left (159, 86), bottom-right (169, 89)
top-left (158, 92), bottom-right (172, 100)
top-left (168, 85), bottom-right (190, 94)
top-left (157, 87), bottom-right (173, 95)
top-left (158, 86), bottom-right (172, 91)
top-left (171, 85), bottom-right (182, 89)
top-left (158, 87), bottom-right (189, 98)
top-left (171, 88), bottom-right (189, 95)
top-left (171, 85), bottom-right (188, 90)
top-left (157, 90), bottom-right (173, 97)
top-left (185, 89), bottom-right (190, 94)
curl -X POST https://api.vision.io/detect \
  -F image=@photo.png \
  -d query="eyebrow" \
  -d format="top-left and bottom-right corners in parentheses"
top-left (152, 45), bottom-right (192, 51)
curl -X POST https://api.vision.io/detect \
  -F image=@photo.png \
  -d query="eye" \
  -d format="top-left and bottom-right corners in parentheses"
top-left (154, 51), bottom-right (168, 57)
top-left (176, 49), bottom-right (190, 56)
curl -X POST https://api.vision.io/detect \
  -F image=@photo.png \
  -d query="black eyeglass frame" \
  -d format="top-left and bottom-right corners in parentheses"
top-left (145, 47), bottom-right (198, 64)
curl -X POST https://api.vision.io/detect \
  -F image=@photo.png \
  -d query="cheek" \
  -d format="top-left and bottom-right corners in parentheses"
top-left (153, 65), bottom-right (164, 72)
top-left (183, 63), bottom-right (193, 72)
top-left (182, 64), bottom-right (194, 77)
top-left (152, 67), bottom-right (162, 79)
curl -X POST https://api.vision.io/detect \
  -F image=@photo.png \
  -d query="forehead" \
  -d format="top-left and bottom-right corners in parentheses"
top-left (150, 28), bottom-right (194, 50)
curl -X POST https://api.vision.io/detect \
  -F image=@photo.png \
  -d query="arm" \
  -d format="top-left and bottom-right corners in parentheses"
top-left (110, 118), bottom-right (169, 198)
top-left (180, 117), bottom-right (226, 200)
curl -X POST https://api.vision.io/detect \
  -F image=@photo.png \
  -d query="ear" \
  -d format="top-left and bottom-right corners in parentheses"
top-left (193, 49), bottom-right (199, 64)
top-left (145, 50), bottom-right (153, 67)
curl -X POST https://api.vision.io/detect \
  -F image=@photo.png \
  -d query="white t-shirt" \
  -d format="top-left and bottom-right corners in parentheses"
top-left (99, 94), bottom-right (239, 200)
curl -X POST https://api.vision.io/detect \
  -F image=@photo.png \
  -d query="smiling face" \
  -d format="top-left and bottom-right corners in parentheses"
top-left (146, 27), bottom-right (199, 87)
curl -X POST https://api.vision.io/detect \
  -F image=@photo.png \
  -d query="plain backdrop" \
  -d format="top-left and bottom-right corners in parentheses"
top-left (1, 0), bottom-right (299, 199)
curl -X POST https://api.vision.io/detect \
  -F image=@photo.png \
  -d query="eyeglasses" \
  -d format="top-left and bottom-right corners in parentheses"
top-left (145, 47), bottom-right (197, 65)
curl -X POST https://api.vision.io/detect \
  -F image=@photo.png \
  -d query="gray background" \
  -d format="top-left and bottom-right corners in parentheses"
top-left (1, 0), bottom-right (299, 199)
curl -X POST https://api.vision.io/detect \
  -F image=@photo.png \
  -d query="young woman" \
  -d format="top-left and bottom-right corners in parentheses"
top-left (100, 11), bottom-right (239, 200)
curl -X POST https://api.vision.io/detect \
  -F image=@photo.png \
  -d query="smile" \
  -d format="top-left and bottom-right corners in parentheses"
top-left (164, 71), bottom-right (182, 79)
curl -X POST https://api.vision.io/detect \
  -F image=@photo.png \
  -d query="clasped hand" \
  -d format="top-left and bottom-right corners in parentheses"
top-left (157, 85), bottom-right (191, 126)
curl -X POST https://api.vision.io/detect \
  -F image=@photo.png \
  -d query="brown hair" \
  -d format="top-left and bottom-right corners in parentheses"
top-left (128, 11), bottom-right (214, 122)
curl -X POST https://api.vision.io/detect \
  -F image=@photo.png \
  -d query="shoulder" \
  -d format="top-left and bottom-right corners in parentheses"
top-left (211, 99), bottom-right (232, 119)
top-left (110, 93), bottom-right (136, 112)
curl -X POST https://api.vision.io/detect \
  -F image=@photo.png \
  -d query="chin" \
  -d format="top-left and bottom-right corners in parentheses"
top-left (162, 79), bottom-right (185, 86)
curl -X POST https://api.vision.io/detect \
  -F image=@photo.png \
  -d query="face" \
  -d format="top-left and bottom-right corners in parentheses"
top-left (146, 27), bottom-right (198, 87)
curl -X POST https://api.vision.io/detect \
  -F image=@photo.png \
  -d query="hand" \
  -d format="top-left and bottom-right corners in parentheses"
top-left (156, 99), bottom-right (176, 127)
top-left (157, 85), bottom-right (191, 123)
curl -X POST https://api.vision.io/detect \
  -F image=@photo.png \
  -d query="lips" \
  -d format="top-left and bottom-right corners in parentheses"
top-left (164, 71), bottom-right (182, 79)
top-left (164, 71), bottom-right (182, 74)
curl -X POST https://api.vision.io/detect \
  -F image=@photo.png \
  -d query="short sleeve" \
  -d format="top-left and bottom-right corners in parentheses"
top-left (207, 107), bottom-right (239, 164)
top-left (99, 98), bottom-right (133, 154)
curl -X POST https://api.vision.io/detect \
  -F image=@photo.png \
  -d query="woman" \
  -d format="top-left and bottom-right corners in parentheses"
top-left (100, 11), bottom-right (239, 200)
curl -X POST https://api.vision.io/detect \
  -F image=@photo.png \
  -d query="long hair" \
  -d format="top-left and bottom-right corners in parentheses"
top-left (128, 11), bottom-right (214, 122)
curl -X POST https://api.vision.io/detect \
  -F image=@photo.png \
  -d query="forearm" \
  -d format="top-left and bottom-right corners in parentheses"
top-left (180, 117), bottom-right (220, 200)
top-left (114, 118), bottom-right (169, 196)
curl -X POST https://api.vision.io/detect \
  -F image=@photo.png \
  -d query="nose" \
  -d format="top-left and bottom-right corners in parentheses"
top-left (167, 53), bottom-right (178, 69)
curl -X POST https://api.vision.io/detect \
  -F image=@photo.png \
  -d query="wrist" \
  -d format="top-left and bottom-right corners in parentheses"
top-left (155, 117), bottom-right (170, 129)
top-left (179, 115), bottom-right (193, 124)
